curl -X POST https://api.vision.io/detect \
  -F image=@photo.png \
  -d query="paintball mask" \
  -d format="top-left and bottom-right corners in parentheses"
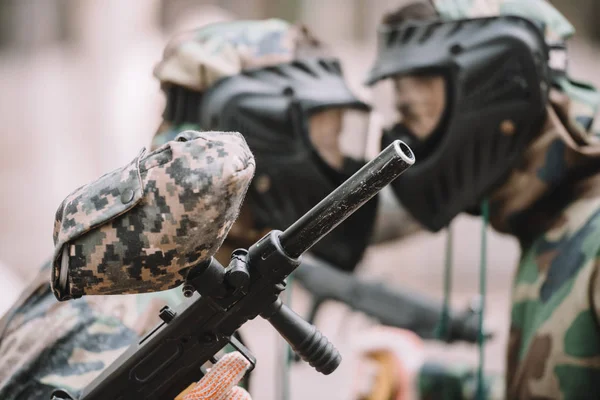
top-left (198, 58), bottom-right (379, 271)
top-left (366, 15), bottom-right (550, 231)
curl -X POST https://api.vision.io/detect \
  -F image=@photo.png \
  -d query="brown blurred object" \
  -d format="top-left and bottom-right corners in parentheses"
top-left (0, 1), bottom-right (598, 399)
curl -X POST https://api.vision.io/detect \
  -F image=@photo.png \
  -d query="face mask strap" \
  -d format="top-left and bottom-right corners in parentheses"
top-left (434, 224), bottom-right (453, 340)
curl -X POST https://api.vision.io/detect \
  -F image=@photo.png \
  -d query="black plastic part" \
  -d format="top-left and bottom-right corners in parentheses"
top-left (229, 334), bottom-right (257, 371)
top-left (158, 306), bottom-right (176, 324)
top-left (261, 299), bottom-right (341, 375)
top-left (246, 228), bottom-right (342, 374)
top-left (188, 258), bottom-right (227, 297)
top-left (293, 298), bottom-right (326, 363)
top-left (225, 249), bottom-right (251, 292)
top-left (449, 298), bottom-right (494, 343)
top-left (162, 85), bottom-right (204, 126)
top-left (74, 259), bottom-right (234, 400)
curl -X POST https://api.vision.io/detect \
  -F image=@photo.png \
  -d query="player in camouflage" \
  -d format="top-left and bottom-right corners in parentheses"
top-left (354, 0), bottom-right (600, 399)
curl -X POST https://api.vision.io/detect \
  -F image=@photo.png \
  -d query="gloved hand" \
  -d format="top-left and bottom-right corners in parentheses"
top-left (176, 352), bottom-right (252, 400)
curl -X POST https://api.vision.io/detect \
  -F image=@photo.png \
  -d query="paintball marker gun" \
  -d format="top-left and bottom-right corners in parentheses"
top-left (294, 256), bottom-right (490, 344)
top-left (51, 139), bottom-right (415, 400)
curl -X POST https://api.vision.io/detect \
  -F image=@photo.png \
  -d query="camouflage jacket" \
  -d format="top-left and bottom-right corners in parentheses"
top-left (414, 186), bottom-right (600, 400)
top-left (414, 100), bottom-right (600, 400)
top-left (505, 177), bottom-right (600, 399)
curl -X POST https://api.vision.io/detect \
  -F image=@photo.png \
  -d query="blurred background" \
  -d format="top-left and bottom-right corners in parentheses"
top-left (0, 0), bottom-right (598, 399)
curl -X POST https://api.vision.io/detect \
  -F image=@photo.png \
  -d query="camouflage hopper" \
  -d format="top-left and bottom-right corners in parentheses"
top-left (51, 130), bottom-right (255, 300)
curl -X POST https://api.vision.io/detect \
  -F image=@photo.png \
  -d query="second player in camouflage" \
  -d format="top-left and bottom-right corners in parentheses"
top-left (358, 0), bottom-right (600, 399)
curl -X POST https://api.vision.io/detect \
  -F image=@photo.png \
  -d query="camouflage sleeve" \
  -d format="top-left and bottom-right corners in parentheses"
top-left (417, 361), bottom-right (505, 400)
top-left (0, 264), bottom-right (137, 399)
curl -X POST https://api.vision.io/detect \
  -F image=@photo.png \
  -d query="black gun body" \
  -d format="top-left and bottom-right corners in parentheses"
top-left (80, 292), bottom-right (228, 399)
top-left (80, 245), bottom-right (296, 400)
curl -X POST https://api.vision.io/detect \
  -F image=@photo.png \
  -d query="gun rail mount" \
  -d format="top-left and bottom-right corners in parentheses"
top-left (52, 140), bottom-right (414, 400)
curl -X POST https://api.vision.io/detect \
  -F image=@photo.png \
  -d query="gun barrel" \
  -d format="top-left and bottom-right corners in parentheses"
top-left (279, 140), bottom-right (414, 258)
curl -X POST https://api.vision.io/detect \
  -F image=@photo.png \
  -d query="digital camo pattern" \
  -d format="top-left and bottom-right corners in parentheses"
top-left (52, 130), bottom-right (255, 299)
top-left (0, 262), bottom-right (184, 399)
top-left (0, 131), bottom-right (255, 399)
top-left (152, 18), bottom-right (329, 149)
top-left (153, 18), bottom-right (328, 93)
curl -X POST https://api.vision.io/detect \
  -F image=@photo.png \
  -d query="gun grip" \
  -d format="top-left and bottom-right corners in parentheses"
top-left (262, 298), bottom-right (341, 375)
top-left (292, 298), bottom-right (324, 363)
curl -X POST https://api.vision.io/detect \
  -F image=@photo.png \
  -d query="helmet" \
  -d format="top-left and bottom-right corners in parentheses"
top-left (199, 57), bottom-right (377, 271)
top-left (154, 20), bottom-right (379, 271)
top-left (366, 14), bottom-right (550, 231)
